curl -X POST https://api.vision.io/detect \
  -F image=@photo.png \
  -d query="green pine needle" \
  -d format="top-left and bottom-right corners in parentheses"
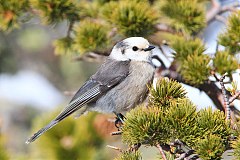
top-left (160, 0), bottom-right (206, 35)
top-left (95, 0), bottom-right (118, 5)
top-left (114, 151), bottom-right (142, 160)
top-left (30, 0), bottom-right (80, 24)
top-left (171, 36), bottom-right (209, 86)
top-left (122, 79), bottom-right (230, 159)
top-left (166, 98), bottom-right (198, 146)
top-left (196, 108), bottom-right (230, 140)
top-left (78, 1), bottom-right (101, 19)
top-left (149, 78), bottom-right (187, 107)
top-left (171, 36), bottom-right (205, 63)
top-left (101, 0), bottom-right (159, 36)
top-left (226, 81), bottom-right (238, 96)
top-left (233, 135), bottom-right (240, 159)
top-left (180, 53), bottom-right (211, 85)
top-left (218, 11), bottom-right (240, 54)
top-left (213, 50), bottom-right (238, 75)
top-left (0, 0), bottom-right (29, 31)
top-left (122, 106), bottom-right (169, 145)
top-left (73, 19), bottom-right (109, 54)
top-left (195, 134), bottom-right (225, 160)
top-left (53, 37), bottom-right (74, 55)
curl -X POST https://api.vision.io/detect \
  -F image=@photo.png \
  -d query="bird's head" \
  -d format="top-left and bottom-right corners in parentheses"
top-left (110, 37), bottom-right (155, 62)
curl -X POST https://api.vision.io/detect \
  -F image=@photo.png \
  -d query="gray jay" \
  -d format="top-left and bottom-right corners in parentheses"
top-left (26, 37), bottom-right (156, 144)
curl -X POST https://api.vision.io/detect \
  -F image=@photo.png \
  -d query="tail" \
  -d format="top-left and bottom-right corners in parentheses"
top-left (25, 120), bottom-right (58, 144)
top-left (25, 86), bottom-right (95, 144)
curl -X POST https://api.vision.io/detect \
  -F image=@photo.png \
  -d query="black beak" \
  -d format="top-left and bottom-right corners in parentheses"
top-left (143, 45), bottom-right (155, 51)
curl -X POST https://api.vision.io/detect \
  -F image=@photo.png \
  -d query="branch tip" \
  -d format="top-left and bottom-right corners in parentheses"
top-left (156, 144), bottom-right (167, 160)
top-left (106, 145), bottom-right (123, 152)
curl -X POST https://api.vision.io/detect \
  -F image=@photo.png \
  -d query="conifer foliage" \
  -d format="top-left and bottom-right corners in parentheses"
top-left (160, 0), bottom-right (206, 35)
top-left (30, 0), bottom-right (80, 24)
top-left (102, 0), bottom-right (159, 36)
top-left (218, 11), bottom-right (240, 54)
top-left (0, 0), bottom-right (29, 31)
top-left (114, 151), bottom-right (142, 160)
top-left (73, 19), bottom-right (109, 54)
top-left (232, 135), bottom-right (240, 159)
top-left (121, 79), bottom-right (231, 159)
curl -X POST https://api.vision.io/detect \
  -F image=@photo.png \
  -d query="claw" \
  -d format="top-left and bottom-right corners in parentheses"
top-left (114, 113), bottom-right (125, 130)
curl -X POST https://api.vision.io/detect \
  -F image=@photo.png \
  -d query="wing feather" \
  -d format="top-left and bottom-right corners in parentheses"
top-left (26, 59), bottom-right (130, 144)
top-left (56, 84), bottom-right (101, 121)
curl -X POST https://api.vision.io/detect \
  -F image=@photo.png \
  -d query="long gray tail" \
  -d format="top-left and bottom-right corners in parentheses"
top-left (25, 120), bottom-right (58, 144)
top-left (25, 84), bottom-right (97, 144)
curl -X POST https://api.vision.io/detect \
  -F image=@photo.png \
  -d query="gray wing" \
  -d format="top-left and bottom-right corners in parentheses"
top-left (26, 59), bottom-right (130, 144)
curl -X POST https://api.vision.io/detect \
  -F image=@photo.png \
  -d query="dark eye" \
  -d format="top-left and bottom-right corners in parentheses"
top-left (132, 46), bottom-right (138, 51)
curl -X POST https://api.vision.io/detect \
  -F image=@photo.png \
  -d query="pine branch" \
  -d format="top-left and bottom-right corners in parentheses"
top-left (158, 69), bottom-right (182, 81)
top-left (106, 145), bottom-right (123, 152)
top-left (72, 52), bottom-right (107, 62)
top-left (155, 23), bottom-right (177, 34)
top-left (67, 21), bottom-right (74, 38)
top-left (206, 0), bottom-right (240, 24)
top-left (219, 73), bottom-right (231, 121)
top-left (107, 143), bottom-right (141, 160)
top-left (170, 139), bottom-right (201, 160)
top-left (107, 27), bottom-right (118, 38)
top-left (156, 143), bottom-right (167, 160)
top-left (206, 0), bottom-right (221, 24)
top-left (229, 91), bottom-right (240, 104)
top-left (215, 41), bottom-right (219, 53)
top-left (221, 2), bottom-right (240, 13)
top-left (128, 143), bottom-right (141, 152)
top-left (215, 15), bottom-right (227, 24)
top-left (111, 131), bottom-right (122, 136)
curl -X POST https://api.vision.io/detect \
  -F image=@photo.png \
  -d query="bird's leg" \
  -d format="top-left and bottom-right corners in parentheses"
top-left (114, 112), bottom-right (125, 130)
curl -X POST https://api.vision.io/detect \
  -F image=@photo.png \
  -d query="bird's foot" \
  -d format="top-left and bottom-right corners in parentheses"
top-left (114, 113), bottom-right (125, 130)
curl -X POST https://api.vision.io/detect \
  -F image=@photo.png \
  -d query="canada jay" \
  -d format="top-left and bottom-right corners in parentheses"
top-left (26, 37), bottom-right (157, 144)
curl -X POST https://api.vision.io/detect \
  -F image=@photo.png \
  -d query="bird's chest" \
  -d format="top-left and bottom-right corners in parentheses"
top-left (114, 62), bottom-right (155, 111)
top-left (126, 62), bottom-right (154, 91)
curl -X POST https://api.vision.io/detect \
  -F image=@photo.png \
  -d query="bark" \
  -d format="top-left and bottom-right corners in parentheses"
top-left (206, 0), bottom-right (240, 24)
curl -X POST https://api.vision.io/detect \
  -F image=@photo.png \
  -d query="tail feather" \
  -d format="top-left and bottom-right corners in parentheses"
top-left (25, 120), bottom-right (58, 144)
top-left (25, 83), bottom-right (100, 144)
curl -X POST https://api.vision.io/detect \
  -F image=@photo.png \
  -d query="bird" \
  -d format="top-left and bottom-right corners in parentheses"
top-left (26, 37), bottom-right (157, 144)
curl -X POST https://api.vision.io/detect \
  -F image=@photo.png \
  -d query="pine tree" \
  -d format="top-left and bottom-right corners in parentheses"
top-left (121, 79), bottom-right (231, 159)
top-left (0, 0), bottom-right (240, 159)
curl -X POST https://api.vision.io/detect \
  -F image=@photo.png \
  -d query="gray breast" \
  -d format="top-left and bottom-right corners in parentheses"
top-left (90, 61), bottom-right (155, 113)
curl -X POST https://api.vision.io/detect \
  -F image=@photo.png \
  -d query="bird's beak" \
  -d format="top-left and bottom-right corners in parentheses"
top-left (143, 45), bottom-right (155, 51)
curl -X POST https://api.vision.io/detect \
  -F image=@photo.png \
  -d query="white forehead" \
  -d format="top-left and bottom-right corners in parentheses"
top-left (123, 37), bottom-right (149, 48)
